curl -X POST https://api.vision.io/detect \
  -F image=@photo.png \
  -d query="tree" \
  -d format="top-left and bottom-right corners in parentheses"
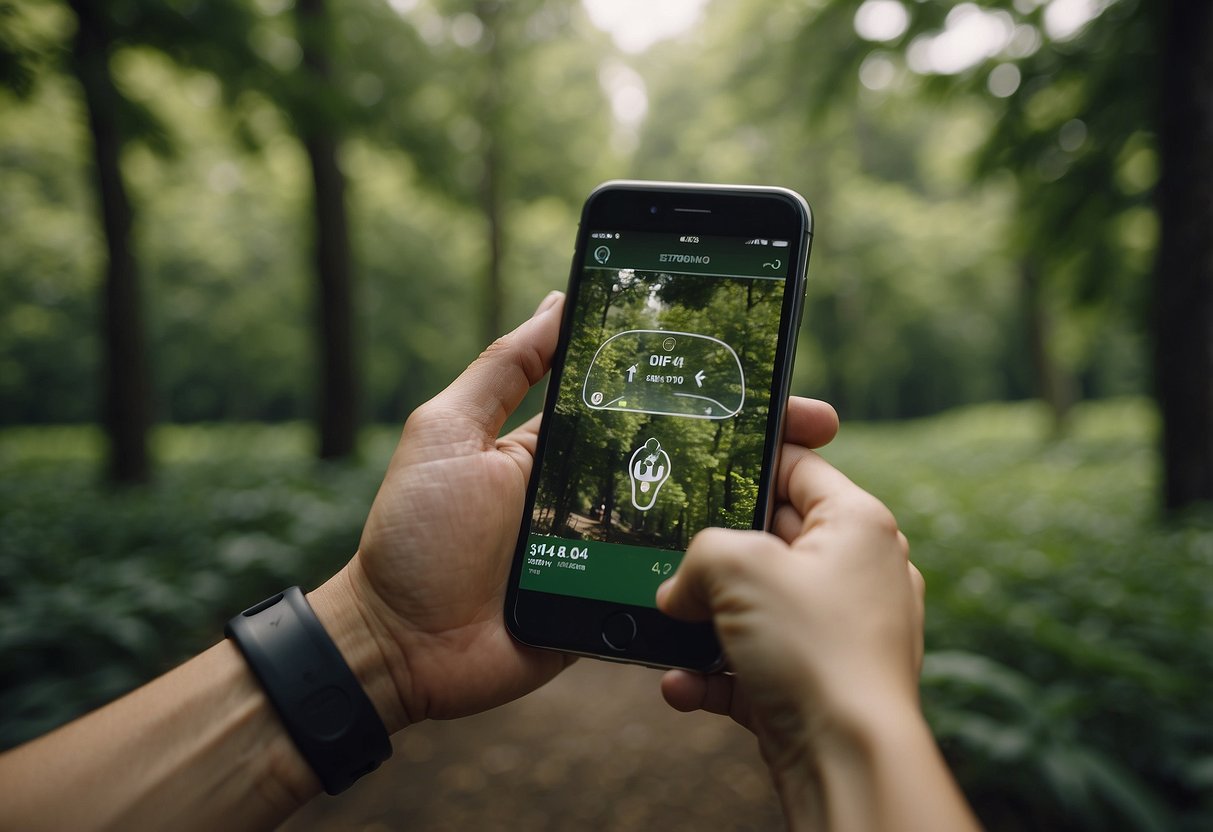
top-left (783, 0), bottom-right (1209, 508)
top-left (61, 0), bottom-right (363, 460)
top-left (66, 0), bottom-right (152, 484)
top-left (2, 0), bottom-right (282, 476)
top-left (377, 0), bottom-right (615, 345)
top-left (1153, 0), bottom-right (1213, 510)
top-left (296, 0), bottom-right (358, 459)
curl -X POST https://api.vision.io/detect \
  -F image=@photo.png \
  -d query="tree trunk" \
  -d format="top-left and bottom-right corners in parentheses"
top-left (297, 0), bottom-right (358, 460)
top-left (478, 1), bottom-right (505, 347)
top-left (68, 1), bottom-right (151, 484)
top-left (1154, 0), bottom-right (1213, 511)
top-left (1021, 257), bottom-right (1075, 437)
top-left (600, 441), bottom-right (618, 542)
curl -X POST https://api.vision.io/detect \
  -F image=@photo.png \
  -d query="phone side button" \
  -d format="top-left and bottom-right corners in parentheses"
top-left (601, 612), bottom-right (638, 651)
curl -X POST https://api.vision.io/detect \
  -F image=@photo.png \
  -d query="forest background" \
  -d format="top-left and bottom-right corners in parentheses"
top-left (1, 1), bottom-right (1210, 830)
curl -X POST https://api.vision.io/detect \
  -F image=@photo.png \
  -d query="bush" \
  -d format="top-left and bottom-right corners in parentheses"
top-left (1, 402), bottom-right (1209, 830)
top-left (0, 423), bottom-right (395, 748)
top-left (822, 398), bottom-right (1213, 831)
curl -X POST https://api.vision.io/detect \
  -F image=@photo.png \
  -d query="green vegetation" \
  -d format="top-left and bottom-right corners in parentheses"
top-left (0, 423), bottom-right (396, 748)
top-left (2, 401), bottom-right (1209, 828)
top-left (2, 1), bottom-right (1211, 827)
top-left (823, 398), bottom-right (1212, 830)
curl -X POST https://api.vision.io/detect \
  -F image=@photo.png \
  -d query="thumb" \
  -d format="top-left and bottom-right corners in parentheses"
top-left (423, 291), bottom-right (564, 440)
top-left (657, 527), bottom-right (781, 622)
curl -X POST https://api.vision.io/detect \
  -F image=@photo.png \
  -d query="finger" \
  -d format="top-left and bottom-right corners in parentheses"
top-left (495, 412), bottom-right (544, 476)
top-left (657, 527), bottom-right (783, 622)
top-left (660, 669), bottom-right (711, 712)
top-left (783, 397), bottom-right (839, 450)
top-left (908, 561), bottom-right (926, 673)
top-left (774, 443), bottom-right (815, 503)
top-left (771, 503), bottom-right (803, 544)
top-left (420, 292), bottom-right (564, 441)
top-left (661, 669), bottom-right (736, 716)
top-left (779, 447), bottom-right (885, 525)
top-left (661, 670), bottom-right (754, 732)
top-left (498, 412), bottom-right (543, 456)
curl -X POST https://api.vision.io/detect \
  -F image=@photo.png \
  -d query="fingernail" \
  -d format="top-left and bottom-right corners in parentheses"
top-left (532, 290), bottom-right (562, 318)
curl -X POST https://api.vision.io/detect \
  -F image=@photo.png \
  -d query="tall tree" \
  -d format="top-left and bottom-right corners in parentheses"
top-left (475, 0), bottom-right (506, 347)
top-left (66, 0), bottom-right (151, 484)
top-left (81, 0), bottom-right (363, 459)
top-left (390, 0), bottom-right (614, 344)
top-left (296, 0), bottom-right (358, 459)
top-left (1153, 0), bottom-right (1213, 509)
top-left (780, 0), bottom-right (1209, 508)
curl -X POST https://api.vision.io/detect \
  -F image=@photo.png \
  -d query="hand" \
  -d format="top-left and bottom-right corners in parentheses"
top-left (311, 291), bottom-right (574, 731)
top-left (657, 435), bottom-right (924, 777)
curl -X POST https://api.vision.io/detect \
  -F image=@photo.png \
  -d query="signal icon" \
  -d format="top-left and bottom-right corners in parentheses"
top-left (744, 238), bottom-right (762, 245)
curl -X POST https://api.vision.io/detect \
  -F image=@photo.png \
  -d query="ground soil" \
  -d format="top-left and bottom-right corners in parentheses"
top-left (281, 659), bottom-right (784, 831)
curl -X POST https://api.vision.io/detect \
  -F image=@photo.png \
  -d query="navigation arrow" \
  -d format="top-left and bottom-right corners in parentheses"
top-left (694, 370), bottom-right (706, 387)
top-left (627, 364), bottom-right (638, 382)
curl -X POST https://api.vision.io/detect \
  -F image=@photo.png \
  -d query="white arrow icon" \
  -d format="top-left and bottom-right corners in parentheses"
top-left (627, 364), bottom-right (638, 382)
top-left (694, 370), bottom-right (706, 387)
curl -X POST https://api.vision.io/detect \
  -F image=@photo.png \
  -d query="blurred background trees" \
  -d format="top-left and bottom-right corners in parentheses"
top-left (4, 0), bottom-right (1206, 505)
top-left (1, 1), bottom-right (1211, 828)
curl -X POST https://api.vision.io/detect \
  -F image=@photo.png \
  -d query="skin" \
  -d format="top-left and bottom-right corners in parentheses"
top-left (0, 290), bottom-right (978, 831)
top-left (657, 445), bottom-right (980, 832)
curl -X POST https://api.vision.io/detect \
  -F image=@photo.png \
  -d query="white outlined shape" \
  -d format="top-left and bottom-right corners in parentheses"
top-left (629, 438), bottom-right (671, 511)
top-left (582, 329), bottom-right (745, 420)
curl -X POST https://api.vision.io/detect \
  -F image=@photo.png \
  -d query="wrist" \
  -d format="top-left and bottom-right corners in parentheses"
top-left (213, 639), bottom-right (325, 808)
top-left (759, 689), bottom-right (931, 828)
top-left (307, 565), bottom-right (411, 735)
top-left (794, 699), bottom-right (937, 831)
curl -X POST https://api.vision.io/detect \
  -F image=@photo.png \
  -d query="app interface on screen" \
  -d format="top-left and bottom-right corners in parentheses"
top-left (520, 230), bottom-right (793, 607)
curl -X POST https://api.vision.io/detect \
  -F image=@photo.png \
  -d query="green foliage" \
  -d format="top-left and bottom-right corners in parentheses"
top-left (0, 0), bottom-right (616, 428)
top-left (0, 422), bottom-right (397, 748)
top-left (792, 0), bottom-right (1158, 402)
top-left (3, 401), bottom-right (1208, 830)
top-left (0, 0), bottom-right (1161, 429)
top-left (823, 399), bottom-right (1213, 830)
top-left (631, 7), bottom-right (1039, 419)
top-left (0, 72), bottom-right (101, 422)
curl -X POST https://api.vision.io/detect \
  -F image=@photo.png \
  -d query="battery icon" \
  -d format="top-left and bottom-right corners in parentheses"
top-left (772, 239), bottom-right (789, 247)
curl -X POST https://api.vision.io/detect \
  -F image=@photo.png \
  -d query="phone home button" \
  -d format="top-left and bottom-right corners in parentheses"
top-left (601, 612), bottom-right (637, 651)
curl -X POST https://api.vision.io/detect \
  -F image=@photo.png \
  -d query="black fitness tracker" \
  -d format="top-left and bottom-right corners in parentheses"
top-left (225, 586), bottom-right (392, 795)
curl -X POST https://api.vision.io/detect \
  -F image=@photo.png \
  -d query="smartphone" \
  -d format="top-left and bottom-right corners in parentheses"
top-left (505, 181), bottom-right (812, 671)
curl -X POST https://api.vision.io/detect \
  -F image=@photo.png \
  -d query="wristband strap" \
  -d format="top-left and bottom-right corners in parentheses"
top-left (225, 586), bottom-right (392, 795)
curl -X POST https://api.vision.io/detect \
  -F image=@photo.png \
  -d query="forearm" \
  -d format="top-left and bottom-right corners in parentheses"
top-left (0, 568), bottom-right (403, 832)
top-left (775, 704), bottom-right (981, 832)
top-left (0, 638), bottom-right (317, 831)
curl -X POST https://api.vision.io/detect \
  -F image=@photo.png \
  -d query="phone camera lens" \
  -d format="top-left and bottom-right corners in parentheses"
top-left (649, 205), bottom-right (658, 214)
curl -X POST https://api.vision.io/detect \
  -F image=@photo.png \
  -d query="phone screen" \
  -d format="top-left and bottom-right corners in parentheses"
top-left (518, 228), bottom-right (797, 608)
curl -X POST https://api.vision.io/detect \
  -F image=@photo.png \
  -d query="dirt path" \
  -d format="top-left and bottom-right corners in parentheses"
top-left (282, 660), bottom-right (784, 830)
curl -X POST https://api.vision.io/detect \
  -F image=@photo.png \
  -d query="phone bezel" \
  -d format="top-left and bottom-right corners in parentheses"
top-left (505, 181), bottom-right (812, 672)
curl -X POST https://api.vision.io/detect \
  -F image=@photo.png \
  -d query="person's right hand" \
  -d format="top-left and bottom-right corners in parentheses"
top-left (307, 292), bottom-right (574, 735)
top-left (656, 443), bottom-right (925, 778)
